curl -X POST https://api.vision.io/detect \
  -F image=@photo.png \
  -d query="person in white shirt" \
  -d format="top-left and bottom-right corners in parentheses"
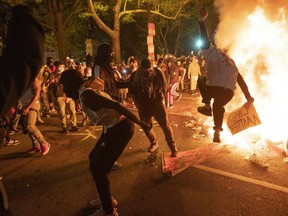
top-left (187, 56), bottom-right (201, 94)
top-left (197, 8), bottom-right (254, 143)
top-left (60, 70), bottom-right (150, 216)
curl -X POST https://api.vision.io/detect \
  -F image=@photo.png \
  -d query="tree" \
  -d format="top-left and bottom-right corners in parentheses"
top-left (87, 0), bottom-right (195, 64)
top-left (38, 0), bottom-right (85, 62)
top-left (13, 0), bottom-right (85, 62)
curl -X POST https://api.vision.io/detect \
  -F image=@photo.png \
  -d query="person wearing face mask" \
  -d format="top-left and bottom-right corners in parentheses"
top-left (129, 58), bottom-right (178, 157)
top-left (46, 61), bottom-right (79, 133)
top-left (59, 69), bottom-right (150, 216)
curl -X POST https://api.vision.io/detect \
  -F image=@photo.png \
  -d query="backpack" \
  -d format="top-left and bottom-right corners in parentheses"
top-left (82, 76), bottom-right (105, 92)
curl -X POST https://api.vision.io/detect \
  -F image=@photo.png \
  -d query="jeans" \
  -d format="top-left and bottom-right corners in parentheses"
top-left (138, 102), bottom-right (177, 152)
top-left (89, 118), bottom-right (135, 214)
top-left (197, 76), bottom-right (234, 131)
top-left (21, 106), bottom-right (46, 147)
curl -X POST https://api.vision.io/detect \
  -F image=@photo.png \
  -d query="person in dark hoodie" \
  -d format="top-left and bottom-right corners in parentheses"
top-left (93, 43), bottom-right (129, 170)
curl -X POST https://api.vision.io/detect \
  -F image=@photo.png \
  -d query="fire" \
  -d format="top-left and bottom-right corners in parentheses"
top-left (209, 4), bottom-right (288, 156)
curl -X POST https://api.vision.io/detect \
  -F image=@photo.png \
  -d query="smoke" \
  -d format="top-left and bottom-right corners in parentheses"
top-left (213, 0), bottom-right (288, 49)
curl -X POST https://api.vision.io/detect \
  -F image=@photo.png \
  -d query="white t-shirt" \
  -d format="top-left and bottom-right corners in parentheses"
top-left (201, 44), bottom-right (238, 91)
top-left (79, 87), bottom-right (124, 133)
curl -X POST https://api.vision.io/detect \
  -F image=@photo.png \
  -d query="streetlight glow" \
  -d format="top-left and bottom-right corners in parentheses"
top-left (196, 39), bottom-right (203, 48)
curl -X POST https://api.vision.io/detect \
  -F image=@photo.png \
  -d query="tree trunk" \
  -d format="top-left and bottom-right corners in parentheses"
top-left (54, 12), bottom-right (66, 62)
top-left (87, 0), bottom-right (122, 64)
top-left (174, 22), bottom-right (182, 56)
top-left (50, 0), bottom-right (66, 62)
top-left (113, 0), bottom-right (121, 64)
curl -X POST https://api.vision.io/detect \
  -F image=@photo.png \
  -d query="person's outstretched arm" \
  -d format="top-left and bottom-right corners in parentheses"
top-left (81, 89), bottom-right (151, 130)
top-left (198, 8), bottom-right (210, 50)
top-left (237, 73), bottom-right (254, 103)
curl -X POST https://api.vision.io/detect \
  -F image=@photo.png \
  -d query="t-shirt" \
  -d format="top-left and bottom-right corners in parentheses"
top-left (201, 44), bottom-right (238, 91)
top-left (79, 86), bottom-right (124, 133)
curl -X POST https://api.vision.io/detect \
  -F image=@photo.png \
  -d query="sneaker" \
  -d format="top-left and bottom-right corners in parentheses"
top-left (213, 131), bottom-right (221, 143)
top-left (175, 94), bottom-right (182, 101)
top-left (89, 196), bottom-right (117, 208)
top-left (62, 127), bottom-right (69, 133)
top-left (111, 161), bottom-right (122, 170)
top-left (170, 148), bottom-right (178, 157)
top-left (3, 139), bottom-right (20, 146)
top-left (27, 146), bottom-right (41, 154)
top-left (89, 208), bottom-right (118, 216)
top-left (197, 106), bottom-right (212, 116)
top-left (147, 143), bottom-right (159, 153)
top-left (9, 130), bottom-right (21, 136)
top-left (37, 117), bottom-right (45, 123)
top-left (82, 118), bottom-right (87, 126)
top-left (41, 142), bottom-right (50, 156)
top-left (70, 126), bottom-right (79, 132)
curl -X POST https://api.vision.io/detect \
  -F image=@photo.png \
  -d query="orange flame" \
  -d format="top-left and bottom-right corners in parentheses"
top-left (209, 5), bottom-right (288, 155)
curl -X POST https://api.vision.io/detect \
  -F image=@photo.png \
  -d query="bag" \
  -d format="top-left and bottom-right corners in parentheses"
top-left (83, 77), bottom-right (105, 91)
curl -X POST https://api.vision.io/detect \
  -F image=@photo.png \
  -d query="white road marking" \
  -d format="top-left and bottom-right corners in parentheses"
top-left (68, 129), bottom-right (98, 141)
top-left (193, 164), bottom-right (288, 194)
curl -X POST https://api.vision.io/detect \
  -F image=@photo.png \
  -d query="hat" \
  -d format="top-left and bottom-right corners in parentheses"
top-left (96, 43), bottom-right (113, 58)
top-left (140, 58), bottom-right (151, 69)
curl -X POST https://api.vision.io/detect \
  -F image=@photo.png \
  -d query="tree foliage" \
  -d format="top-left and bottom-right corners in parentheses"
top-left (87, 0), bottom-right (217, 62)
top-left (4, 0), bottom-right (217, 62)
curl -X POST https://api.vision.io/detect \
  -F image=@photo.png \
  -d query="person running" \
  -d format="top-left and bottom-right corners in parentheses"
top-left (60, 69), bottom-right (150, 216)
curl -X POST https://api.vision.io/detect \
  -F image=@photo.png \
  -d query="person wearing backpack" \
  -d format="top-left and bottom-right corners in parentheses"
top-left (129, 58), bottom-right (178, 157)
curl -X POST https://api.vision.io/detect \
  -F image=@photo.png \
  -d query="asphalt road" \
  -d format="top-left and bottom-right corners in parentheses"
top-left (1, 93), bottom-right (288, 216)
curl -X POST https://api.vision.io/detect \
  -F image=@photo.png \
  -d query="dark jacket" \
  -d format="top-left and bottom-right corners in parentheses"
top-left (129, 67), bottom-right (168, 108)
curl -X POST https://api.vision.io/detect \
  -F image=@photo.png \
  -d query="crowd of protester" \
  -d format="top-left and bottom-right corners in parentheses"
top-left (0, 5), bottom-right (254, 216)
top-left (1, 51), bottom-right (206, 152)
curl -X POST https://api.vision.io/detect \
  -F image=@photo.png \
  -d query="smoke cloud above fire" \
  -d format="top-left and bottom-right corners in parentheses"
top-left (213, 0), bottom-right (288, 49)
top-left (210, 0), bottom-right (288, 143)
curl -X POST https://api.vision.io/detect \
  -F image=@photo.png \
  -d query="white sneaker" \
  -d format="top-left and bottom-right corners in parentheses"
top-left (4, 139), bottom-right (20, 146)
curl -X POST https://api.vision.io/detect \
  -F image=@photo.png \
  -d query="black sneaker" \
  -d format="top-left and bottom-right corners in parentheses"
top-left (171, 150), bottom-right (178, 157)
top-left (70, 126), bottom-right (79, 132)
top-left (62, 127), bottom-right (69, 133)
top-left (197, 106), bottom-right (212, 116)
top-left (213, 131), bottom-right (221, 143)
